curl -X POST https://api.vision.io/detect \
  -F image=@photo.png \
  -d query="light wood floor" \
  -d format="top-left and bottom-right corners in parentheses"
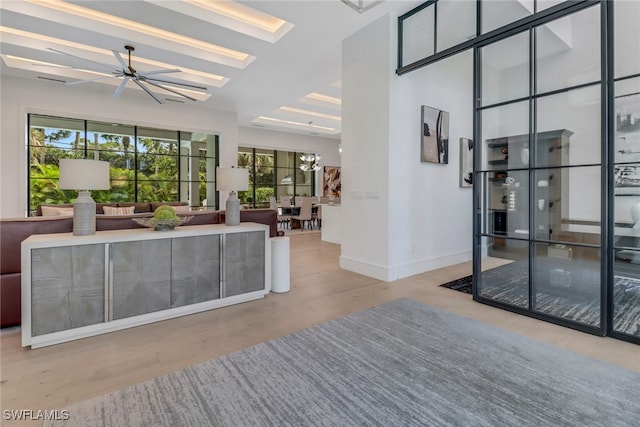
top-left (1, 233), bottom-right (639, 426)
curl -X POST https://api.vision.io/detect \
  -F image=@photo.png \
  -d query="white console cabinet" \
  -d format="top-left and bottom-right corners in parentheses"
top-left (22, 223), bottom-right (270, 348)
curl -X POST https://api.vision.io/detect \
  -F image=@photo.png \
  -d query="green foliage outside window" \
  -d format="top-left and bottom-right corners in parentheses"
top-left (27, 115), bottom-right (217, 213)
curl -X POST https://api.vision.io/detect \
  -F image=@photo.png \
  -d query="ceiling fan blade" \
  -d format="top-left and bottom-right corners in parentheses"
top-left (64, 72), bottom-right (124, 85)
top-left (132, 79), bottom-right (163, 104)
top-left (113, 77), bottom-right (130, 98)
top-left (47, 48), bottom-right (116, 72)
top-left (141, 78), bottom-right (197, 102)
top-left (137, 68), bottom-right (181, 76)
top-left (111, 49), bottom-right (129, 71)
top-left (142, 76), bottom-right (208, 91)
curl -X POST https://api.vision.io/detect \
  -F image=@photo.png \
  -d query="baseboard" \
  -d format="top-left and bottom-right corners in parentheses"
top-left (394, 250), bottom-right (472, 279)
top-left (339, 256), bottom-right (395, 281)
top-left (339, 249), bottom-right (472, 282)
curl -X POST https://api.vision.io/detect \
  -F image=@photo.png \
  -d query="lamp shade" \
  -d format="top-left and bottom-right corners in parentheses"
top-left (59, 159), bottom-right (110, 190)
top-left (216, 167), bottom-right (249, 191)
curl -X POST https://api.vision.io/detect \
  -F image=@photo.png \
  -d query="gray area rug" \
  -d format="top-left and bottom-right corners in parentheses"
top-left (45, 299), bottom-right (640, 427)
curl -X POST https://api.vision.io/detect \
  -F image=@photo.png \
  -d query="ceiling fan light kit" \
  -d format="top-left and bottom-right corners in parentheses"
top-left (52, 44), bottom-right (208, 104)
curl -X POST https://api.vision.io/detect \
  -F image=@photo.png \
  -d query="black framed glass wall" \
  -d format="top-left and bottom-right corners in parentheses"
top-left (476, 4), bottom-right (604, 334)
top-left (398, 0), bottom-right (640, 344)
top-left (27, 113), bottom-right (219, 213)
top-left (611, 0), bottom-right (640, 341)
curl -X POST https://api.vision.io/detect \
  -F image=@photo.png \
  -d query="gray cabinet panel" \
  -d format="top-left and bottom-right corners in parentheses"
top-left (171, 235), bottom-right (221, 307)
top-left (112, 239), bottom-right (171, 319)
top-left (31, 244), bottom-right (105, 336)
top-left (224, 231), bottom-right (265, 297)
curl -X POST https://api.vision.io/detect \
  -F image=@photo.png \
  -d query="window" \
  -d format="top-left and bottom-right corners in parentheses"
top-left (238, 147), bottom-right (316, 209)
top-left (27, 114), bottom-right (218, 213)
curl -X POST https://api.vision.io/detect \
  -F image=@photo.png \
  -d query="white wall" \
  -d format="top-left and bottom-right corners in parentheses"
top-left (340, 14), bottom-right (392, 280)
top-left (340, 14), bottom-right (473, 281)
top-left (238, 126), bottom-right (341, 196)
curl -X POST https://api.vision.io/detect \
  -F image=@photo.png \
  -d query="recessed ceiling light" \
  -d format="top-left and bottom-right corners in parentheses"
top-left (252, 116), bottom-right (339, 134)
top-left (19, 0), bottom-right (254, 68)
top-left (306, 92), bottom-right (342, 105)
top-left (279, 106), bottom-right (341, 121)
top-left (155, 0), bottom-right (294, 43)
top-left (0, 27), bottom-right (230, 87)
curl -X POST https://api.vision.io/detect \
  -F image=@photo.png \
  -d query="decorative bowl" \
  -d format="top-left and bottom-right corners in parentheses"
top-left (133, 216), bottom-right (193, 231)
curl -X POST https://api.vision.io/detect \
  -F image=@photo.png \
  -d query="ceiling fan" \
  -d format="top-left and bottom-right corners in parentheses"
top-left (48, 45), bottom-right (208, 104)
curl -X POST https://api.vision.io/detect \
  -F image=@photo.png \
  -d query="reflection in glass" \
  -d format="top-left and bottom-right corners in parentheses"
top-left (480, 31), bottom-right (529, 106)
top-left (482, 0), bottom-right (532, 34)
top-left (482, 170), bottom-right (529, 239)
top-left (614, 0), bottom-right (640, 79)
top-left (535, 5), bottom-right (600, 95)
top-left (615, 78), bottom-right (640, 164)
top-left (532, 243), bottom-right (600, 327)
top-left (613, 254), bottom-right (640, 338)
top-left (401, 5), bottom-right (434, 66)
top-left (480, 236), bottom-right (529, 308)
top-left (479, 101), bottom-right (529, 154)
top-left (436, 0), bottom-right (476, 52)
top-left (537, 86), bottom-right (599, 167)
top-left (613, 75), bottom-right (640, 337)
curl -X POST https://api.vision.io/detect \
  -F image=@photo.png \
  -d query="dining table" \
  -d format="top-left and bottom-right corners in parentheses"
top-left (278, 205), bottom-right (318, 229)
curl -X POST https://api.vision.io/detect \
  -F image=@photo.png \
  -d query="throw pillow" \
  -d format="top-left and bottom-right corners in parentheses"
top-left (41, 206), bottom-right (73, 216)
top-left (55, 207), bottom-right (74, 216)
top-left (103, 206), bottom-right (135, 216)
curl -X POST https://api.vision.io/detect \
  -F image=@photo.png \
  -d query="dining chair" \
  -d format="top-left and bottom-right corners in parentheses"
top-left (280, 196), bottom-right (292, 207)
top-left (291, 197), bottom-right (313, 230)
top-left (273, 196), bottom-right (291, 228)
top-left (294, 196), bottom-right (303, 206)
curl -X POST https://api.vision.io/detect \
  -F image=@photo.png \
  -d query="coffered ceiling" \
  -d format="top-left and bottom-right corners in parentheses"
top-left (0, 0), bottom-right (421, 139)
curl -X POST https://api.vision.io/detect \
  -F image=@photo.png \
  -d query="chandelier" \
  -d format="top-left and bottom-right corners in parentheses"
top-left (299, 153), bottom-right (321, 172)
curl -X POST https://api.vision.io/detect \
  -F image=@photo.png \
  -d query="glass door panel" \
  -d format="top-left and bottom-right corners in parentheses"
top-left (436, 0), bottom-right (476, 52)
top-left (401, 4), bottom-right (434, 67)
top-left (614, 0), bottom-right (640, 79)
top-left (536, 86), bottom-right (600, 167)
top-left (612, 257), bottom-right (640, 339)
top-left (613, 77), bottom-right (640, 339)
top-left (482, 0), bottom-right (533, 35)
top-left (479, 31), bottom-right (529, 106)
top-left (480, 101), bottom-right (529, 171)
top-left (535, 6), bottom-right (601, 95)
top-left (532, 243), bottom-right (600, 327)
top-left (480, 236), bottom-right (529, 309)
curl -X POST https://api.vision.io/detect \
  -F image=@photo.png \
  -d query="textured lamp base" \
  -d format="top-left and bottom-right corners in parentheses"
top-left (225, 191), bottom-right (240, 226)
top-left (73, 190), bottom-right (96, 236)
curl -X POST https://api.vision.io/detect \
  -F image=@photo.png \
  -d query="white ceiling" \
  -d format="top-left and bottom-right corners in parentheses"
top-left (0, 0), bottom-right (422, 140)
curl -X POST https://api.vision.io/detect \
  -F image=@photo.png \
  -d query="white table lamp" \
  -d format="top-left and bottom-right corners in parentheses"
top-left (59, 159), bottom-right (111, 236)
top-left (216, 166), bottom-right (249, 226)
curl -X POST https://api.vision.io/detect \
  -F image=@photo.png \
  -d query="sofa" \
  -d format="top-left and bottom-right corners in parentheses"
top-left (0, 208), bottom-right (281, 328)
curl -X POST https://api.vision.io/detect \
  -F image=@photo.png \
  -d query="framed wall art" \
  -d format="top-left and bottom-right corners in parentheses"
top-left (459, 137), bottom-right (473, 187)
top-left (421, 105), bottom-right (449, 164)
top-left (323, 166), bottom-right (341, 197)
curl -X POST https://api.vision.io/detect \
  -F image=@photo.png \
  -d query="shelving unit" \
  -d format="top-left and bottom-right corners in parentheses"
top-left (483, 129), bottom-right (573, 257)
